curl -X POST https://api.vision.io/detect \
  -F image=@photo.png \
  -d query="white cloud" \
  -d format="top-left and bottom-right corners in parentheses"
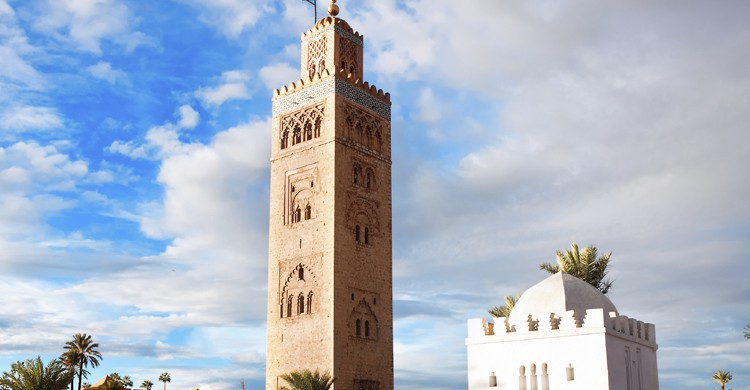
top-left (108, 105), bottom-right (202, 159)
top-left (176, 0), bottom-right (274, 37)
top-left (32, 0), bottom-right (146, 53)
top-left (177, 105), bottom-right (200, 129)
top-left (258, 62), bottom-right (297, 91)
top-left (413, 87), bottom-right (441, 124)
top-left (195, 71), bottom-right (250, 107)
top-left (0, 106), bottom-right (63, 132)
top-left (86, 61), bottom-right (128, 84)
top-left (75, 116), bottom-right (272, 332)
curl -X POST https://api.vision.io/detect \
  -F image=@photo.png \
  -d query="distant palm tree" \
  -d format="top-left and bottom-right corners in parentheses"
top-left (488, 294), bottom-right (521, 318)
top-left (158, 373), bottom-right (170, 390)
top-left (121, 377), bottom-right (132, 388)
top-left (60, 349), bottom-right (78, 390)
top-left (280, 369), bottom-right (335, 390)
top-left (0, 356), bottom-right (74, 390)
top-left (539, 243), bottom-right (614, 294)
top-left (63, 334), bottom-right (102, 390)
top-left (712, 370), bottom-right (732, 390)
top-left (744, 324), bottom-right (750, 339)
top-left (140, 380), bottom-right (153, 390)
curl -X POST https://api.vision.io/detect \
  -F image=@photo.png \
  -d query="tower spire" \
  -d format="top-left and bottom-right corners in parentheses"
top-left (327, 0), bottom-right (339, 17)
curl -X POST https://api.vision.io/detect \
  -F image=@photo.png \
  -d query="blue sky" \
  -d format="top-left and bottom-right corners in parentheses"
top-left (1, 0), bottom-right (749, 389)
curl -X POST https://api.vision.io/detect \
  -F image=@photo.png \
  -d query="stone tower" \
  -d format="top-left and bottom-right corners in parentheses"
top-left (265, 3), bottom-right (393, 389)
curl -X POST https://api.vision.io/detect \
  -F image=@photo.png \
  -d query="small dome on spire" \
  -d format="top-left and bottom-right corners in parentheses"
top-left (328, 0), bottom-right (340, 17)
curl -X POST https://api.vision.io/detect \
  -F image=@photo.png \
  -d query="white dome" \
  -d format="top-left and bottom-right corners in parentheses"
top-left (507, 272), bottom-right (618, 327)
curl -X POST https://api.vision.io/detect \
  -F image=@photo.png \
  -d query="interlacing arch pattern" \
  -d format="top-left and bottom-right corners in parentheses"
top-left (339, 37), bottom-right (359, 76)
top-left (280, 103), bottom-right (326, 149)
top-left (344, 103), bottom-right (384, 153)
top-left (307, 36), bottom-right (328, 79)
top-left (280, 263), bottom-right (316, 319)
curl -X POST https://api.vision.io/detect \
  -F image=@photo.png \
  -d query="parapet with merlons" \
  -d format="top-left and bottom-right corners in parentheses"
top-left (467, 309), bottom-right (657, 348)
top-left (302, 16), bottom-right (362, 42)
top-left (273, 68), bottom-right (391, 104)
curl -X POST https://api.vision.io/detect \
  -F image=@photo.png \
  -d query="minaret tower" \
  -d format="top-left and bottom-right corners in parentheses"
top-left (266, 1), bottom-right (393, 389)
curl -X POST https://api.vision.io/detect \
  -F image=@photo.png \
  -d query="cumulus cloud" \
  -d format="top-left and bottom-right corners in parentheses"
top-left (32, 0), bottom-right (146, 53)
top-left (77, 115), bottom-right (272, 332)
top-left (0, 106), bottom-right (63, 132)
top-left (86, 61), bottom-right (128, 84)
top-left (258, 62), bottom-right (298, 91)
top-left (195, 71), bottom-right (251, 107)
top-left (108, 105), bottom-right (201, 159)
top-left (176, 0), bottom-right (274, 37)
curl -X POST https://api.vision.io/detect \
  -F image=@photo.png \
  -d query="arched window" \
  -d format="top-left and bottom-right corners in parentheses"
top-left (294, 207), bottom-right (301, 223)
top-left (365, 320), bottom-right (370, 337)
top-left (307, 292), bottom-right (313, 314)
top-left (299, 268), bottom-right (304, 281)
top-left (309, 63), bottom-right (316, 79)
top-left (353, 164), bottom-right (361, 185)
top-left (355, 225), bottom-right (361, 242)
top-left (281, 131), bottom-right (289, 149)
top-left (293, 124), bottom-right (301, 145)
top-left (364, 227), bottom-right (370, 245)
top-left (280, 303), bottom-right (284, 318)
top-left (298, 294), bottom-right (305, 315)
top-left (375, 131), bottom-right (382, 152)
top-left (314, 116), bottom-right (322, 138)
top-left (304, 121), bottom-right (313, 141)
top-left (356, 319), bottom-right (361, 336)
top-left (305, 205), bottom-right (312, 220)
top-left (287, 296), bottom-right (293, 317)
top-left (365, 170), bottom-right (373, 189)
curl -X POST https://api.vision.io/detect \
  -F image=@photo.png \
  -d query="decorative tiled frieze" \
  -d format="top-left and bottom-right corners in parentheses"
top-left (273, 78), bottom-right (391, 120)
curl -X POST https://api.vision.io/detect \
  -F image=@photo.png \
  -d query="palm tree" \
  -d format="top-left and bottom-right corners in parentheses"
top-left (539, 243), bottom-right (614, 294)
top-left (488, 294), bottom-right (520, 318)
top-left (140, 381), bottom-right (153, 390)
top-left (744, 324), bottom-right (750, 339)
top-left (120, 377), bottom-right (132, 388)
top-left (712, 370), bottom-right (732, 390)
top-left (157, 373), bottom-right (170, 390)
top-left (0, 356), bottom-right (74, 390)
top-left (60, 350), bottom-right (78, 390)
top-left (63, 334), bottom-right (102, 390)
top-left (280, 369), bottom-right (335, 390)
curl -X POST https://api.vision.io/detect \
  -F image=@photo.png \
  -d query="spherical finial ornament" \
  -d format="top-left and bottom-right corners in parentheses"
top-left (328, 0), bottom-right (339, 17)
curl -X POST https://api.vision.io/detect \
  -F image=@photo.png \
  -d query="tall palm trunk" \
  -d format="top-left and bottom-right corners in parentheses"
top-left (78, 361), bottom-right (84, 390)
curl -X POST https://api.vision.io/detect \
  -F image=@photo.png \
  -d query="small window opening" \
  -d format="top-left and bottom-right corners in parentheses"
top-left (307, 292), bottom-right (313, 314)
top-left (364, 228), bottom-right (370, 244)
top-left (305, 205), bottom-right (312, 220)
top-left (287, 296), bottom-right (293, 317)
top-left (298, 294), bottom-right (305, 314)
top-left (356, 319), bottom-right (361, 336)
top-left (310, 181), bottom-right (314, 188)
top-left (365, 320), bottom-right (370, 337)
top-left (294, 207), bottom-right (301, 223)
top-left (351, 293), bottom-right (355, 301)
top-left (280, 303), bottom-right (284, 318)
top-left (299, 268), bottom-right (304, 281)
top-left (355, 225), bottom-right (361, 242)
top-left (373, 297), bottom-right (377, 305)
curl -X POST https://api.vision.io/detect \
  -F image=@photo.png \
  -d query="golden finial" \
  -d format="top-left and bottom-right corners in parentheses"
top-left (328, 0), bottom-right (339, 17)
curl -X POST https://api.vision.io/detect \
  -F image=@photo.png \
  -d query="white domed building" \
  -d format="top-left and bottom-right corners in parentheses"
top-left (466, 272), bottom-right (658, 389)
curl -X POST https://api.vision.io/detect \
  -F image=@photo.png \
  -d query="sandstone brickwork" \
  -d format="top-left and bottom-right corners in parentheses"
top-left (266, 15), bottom-right (394, 390)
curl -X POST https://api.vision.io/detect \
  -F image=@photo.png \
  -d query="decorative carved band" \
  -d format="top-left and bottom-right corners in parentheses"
top-left (273, 78), bottom-right (390, 120)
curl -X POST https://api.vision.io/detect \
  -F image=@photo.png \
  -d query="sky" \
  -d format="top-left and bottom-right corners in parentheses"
top-left (1, 0), bottom-right (749, 389)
